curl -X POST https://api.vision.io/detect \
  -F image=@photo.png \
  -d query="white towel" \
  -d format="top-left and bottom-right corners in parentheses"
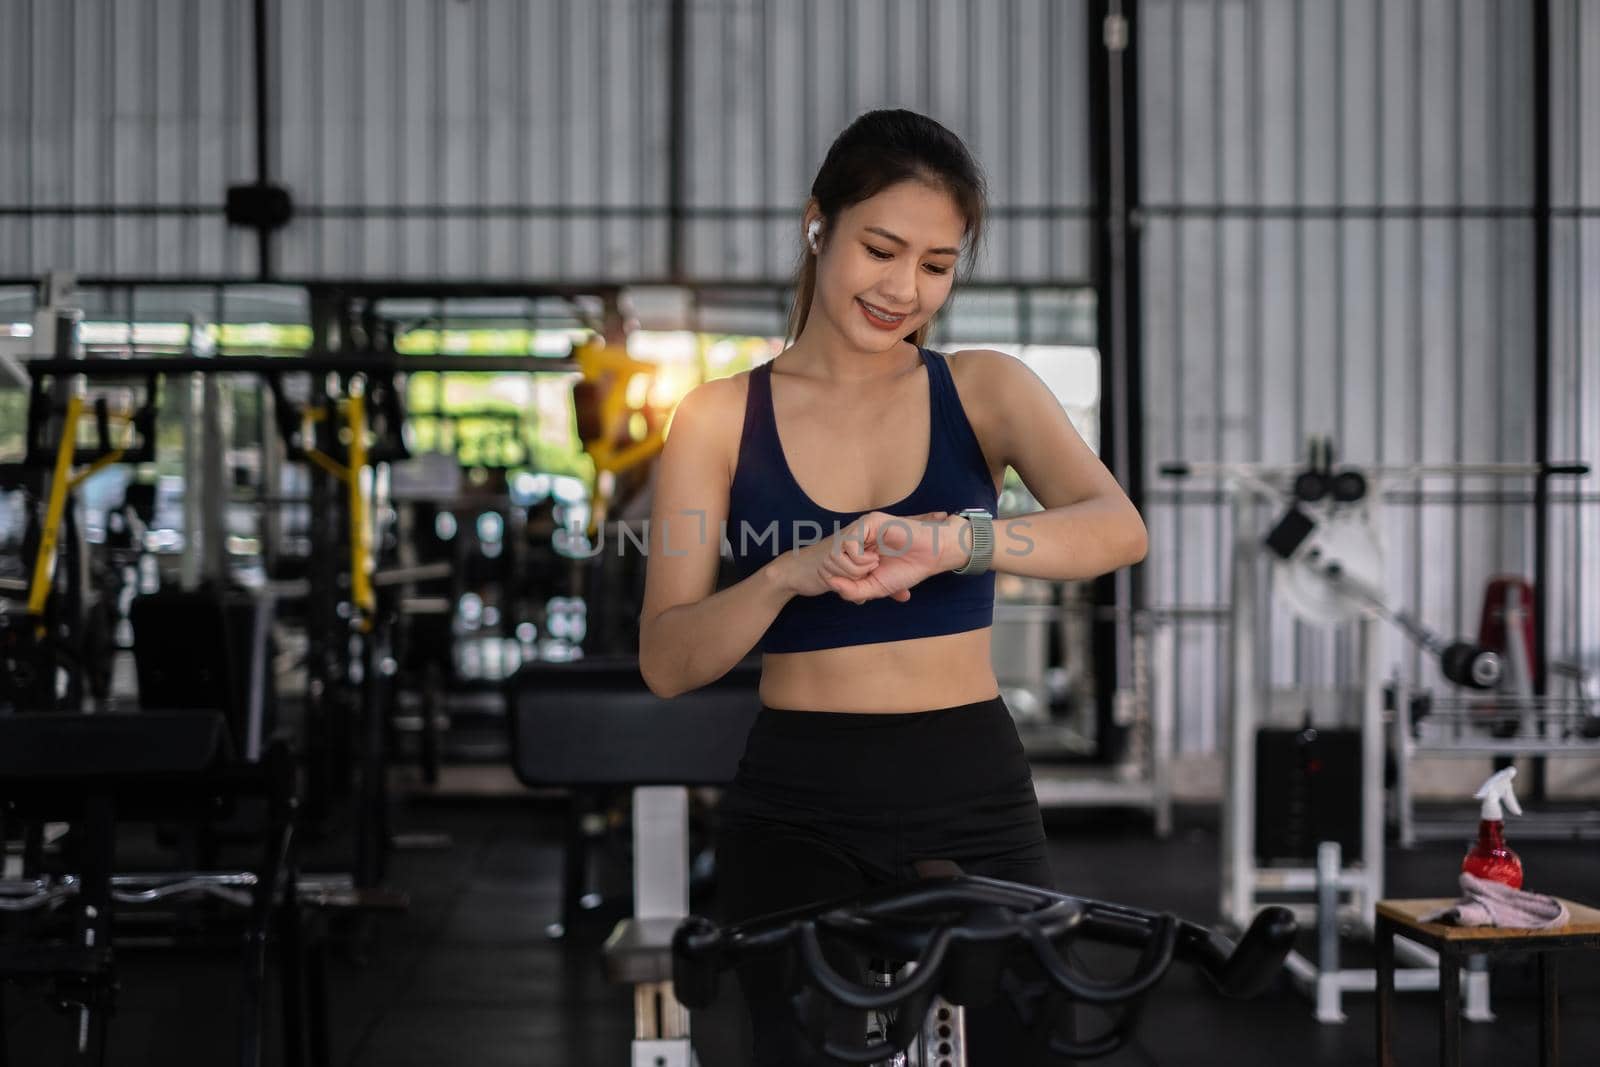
top-left (1419, 872), bottom-right (1570, 929)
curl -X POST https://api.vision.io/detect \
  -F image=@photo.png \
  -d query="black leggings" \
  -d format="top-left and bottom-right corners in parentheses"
top-left (713, 695), bottom-right (1057, 1066)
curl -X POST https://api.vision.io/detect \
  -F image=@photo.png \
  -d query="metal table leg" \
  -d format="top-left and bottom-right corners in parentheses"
top-left (1540, 952), bottom-right (1559, 1066)
top-left (1375, 915), bottom-right (1395, 1067)
top-left (1438, 948), bottom-right (1460, 1067)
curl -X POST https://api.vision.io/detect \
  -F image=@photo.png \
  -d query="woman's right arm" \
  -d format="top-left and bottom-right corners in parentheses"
top-left (638, 377), bottom-right (797, 699)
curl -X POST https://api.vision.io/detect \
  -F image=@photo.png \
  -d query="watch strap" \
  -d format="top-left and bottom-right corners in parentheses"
top-left (953, 508), bottom-right (994, 576)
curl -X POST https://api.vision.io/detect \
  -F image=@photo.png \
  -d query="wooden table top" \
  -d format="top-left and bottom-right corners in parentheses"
top-left (1377, 897), bottom-right (1600, 941)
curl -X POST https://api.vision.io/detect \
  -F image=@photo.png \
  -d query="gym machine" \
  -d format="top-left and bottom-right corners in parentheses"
top-left (674, 875), bottom-right (1294, 1065)
top-left (2, 338), bottom-right (157, 714)
top-left (507, 656), bottom-right (762, 1066)
top-left (0, 715), bottom-right (301, 1067)
top-left (0, 310), bottom-right (310, 1065)
top-left (1028, 604), bottom-right (1184, 839)
top-left (507, 658), bottom-right (1296, 1066)
top-left (1162, 440), bottom-right (1589, 1023)
top-left (24, 344), bottom-right (576, 881)
top-left (570, 335), bottom-right (670, 538)
top-left (1393, 570), bottom-right (1600, 844)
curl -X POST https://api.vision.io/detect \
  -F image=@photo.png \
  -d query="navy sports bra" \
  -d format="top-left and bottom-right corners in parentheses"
top-left (724, 346), bottom-right (999, 654)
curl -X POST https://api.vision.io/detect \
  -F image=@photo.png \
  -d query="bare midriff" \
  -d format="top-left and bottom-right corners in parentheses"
top-left (756, 627), bottom-right (1000, 713)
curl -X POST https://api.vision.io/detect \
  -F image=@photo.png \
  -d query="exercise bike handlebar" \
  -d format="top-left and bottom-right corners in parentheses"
top-left (1064, 894), bottom-right (1294, 1000)
top-left (672, 875), bottom-right (1295, 1062)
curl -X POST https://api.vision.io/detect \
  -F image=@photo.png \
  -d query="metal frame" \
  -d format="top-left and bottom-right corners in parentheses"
top-left (627, 786), bottom-right (693, 1067)
top-left (1395, 686), bottom-right (1600, 845)
top-left (864, 978), bottom-right (966, 1067)
top-left (1088, 0), bottom-right (1143, 765)
top-left (1029, 605), bottom-right (1176, 839)
top-left (1530, 0), bottom-right (1553, 803)
top-left (1221, 489), bottom-right (1489, 1025)
top-left (1164, 448), bottom-right (1590, 1020)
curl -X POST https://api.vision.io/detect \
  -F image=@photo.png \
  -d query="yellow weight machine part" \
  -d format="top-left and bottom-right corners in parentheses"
top-left (297, 387), bottom-right (376, 630)
top-left (27, 394), bottom-right (131, 629)
top-left (346, 391), bottom-right (372, 628)
top-left (573, 338), bottom-right (669, 535)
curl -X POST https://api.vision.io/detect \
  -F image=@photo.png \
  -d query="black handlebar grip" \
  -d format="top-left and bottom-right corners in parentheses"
top-left (670, 916), bottom-right (722, 1010)
top-left (1544, 463), bottom-right (1591, 476)
top-left (1029, 913), bottom-right (1179, 1005)
top-left (1158, 463), bottom-right (1191, 477)
top-left (797, 923), bottom-right (948, 1012)
top-left (1216, 906), bottom-right (1297, 999)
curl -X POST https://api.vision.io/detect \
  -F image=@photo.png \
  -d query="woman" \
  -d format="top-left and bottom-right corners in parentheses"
top-left (639, 108), bottom-right (1147, 1065)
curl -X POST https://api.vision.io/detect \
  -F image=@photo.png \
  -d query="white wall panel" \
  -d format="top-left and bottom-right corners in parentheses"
top-left (1139, 0), bottom-right (1565, 753)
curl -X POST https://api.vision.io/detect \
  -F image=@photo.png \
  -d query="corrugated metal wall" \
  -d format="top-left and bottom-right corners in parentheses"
top-left (272, 0), bottom-right (675, 280)
top-left (1549, 0), bottom-right (1600, 734)
top-left (674, 0), bottom-right (1093, 285)
top-left (1140, 0), bottom-right (1599, 753)
top-left (2, 0), bottom-right (1094, 287)
top-left (0, 0), bottom-right (259, 276)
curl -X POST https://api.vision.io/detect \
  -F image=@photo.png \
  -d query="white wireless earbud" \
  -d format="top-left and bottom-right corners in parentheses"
top-left (806, 219), bottom-right (822, 253)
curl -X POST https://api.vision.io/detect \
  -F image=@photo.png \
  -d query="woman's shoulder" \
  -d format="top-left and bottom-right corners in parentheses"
top-left (675, 370), bottom-right (754, 424)
top-left (942, 346), bottom-right (1016, 380)
top-left (941, 348), bottom-right (1019, 472)
top-left (668, 371), bottom-right (755, 485)
top-left (941, 347), bottom-right (1019, 408)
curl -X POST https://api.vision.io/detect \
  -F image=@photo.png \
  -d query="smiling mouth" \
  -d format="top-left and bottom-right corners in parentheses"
top-left (858, 299), bottom-right (909, 323)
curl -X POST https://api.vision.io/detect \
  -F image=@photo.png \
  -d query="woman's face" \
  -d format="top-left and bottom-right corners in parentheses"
top-left (809, 181), bottom-right (965, 351)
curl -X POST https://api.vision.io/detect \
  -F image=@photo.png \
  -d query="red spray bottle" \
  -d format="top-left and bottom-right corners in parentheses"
top-left (1463, 767), bottom-right (1523, 889)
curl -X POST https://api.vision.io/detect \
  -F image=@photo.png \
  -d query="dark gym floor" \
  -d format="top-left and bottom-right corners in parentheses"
top-left (5, 788), bottom-right (1598, 1066)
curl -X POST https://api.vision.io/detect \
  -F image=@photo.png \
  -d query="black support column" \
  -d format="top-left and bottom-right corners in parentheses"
top-left (1088, 0), bottom-right (1144, 764)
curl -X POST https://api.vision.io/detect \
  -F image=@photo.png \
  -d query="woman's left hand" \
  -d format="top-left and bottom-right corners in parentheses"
top-left (828, 510), bottom-right (961, 604)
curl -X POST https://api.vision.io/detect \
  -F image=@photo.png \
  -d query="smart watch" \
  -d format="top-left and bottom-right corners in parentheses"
top-left (952, 507), bottom-right (994, 576)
